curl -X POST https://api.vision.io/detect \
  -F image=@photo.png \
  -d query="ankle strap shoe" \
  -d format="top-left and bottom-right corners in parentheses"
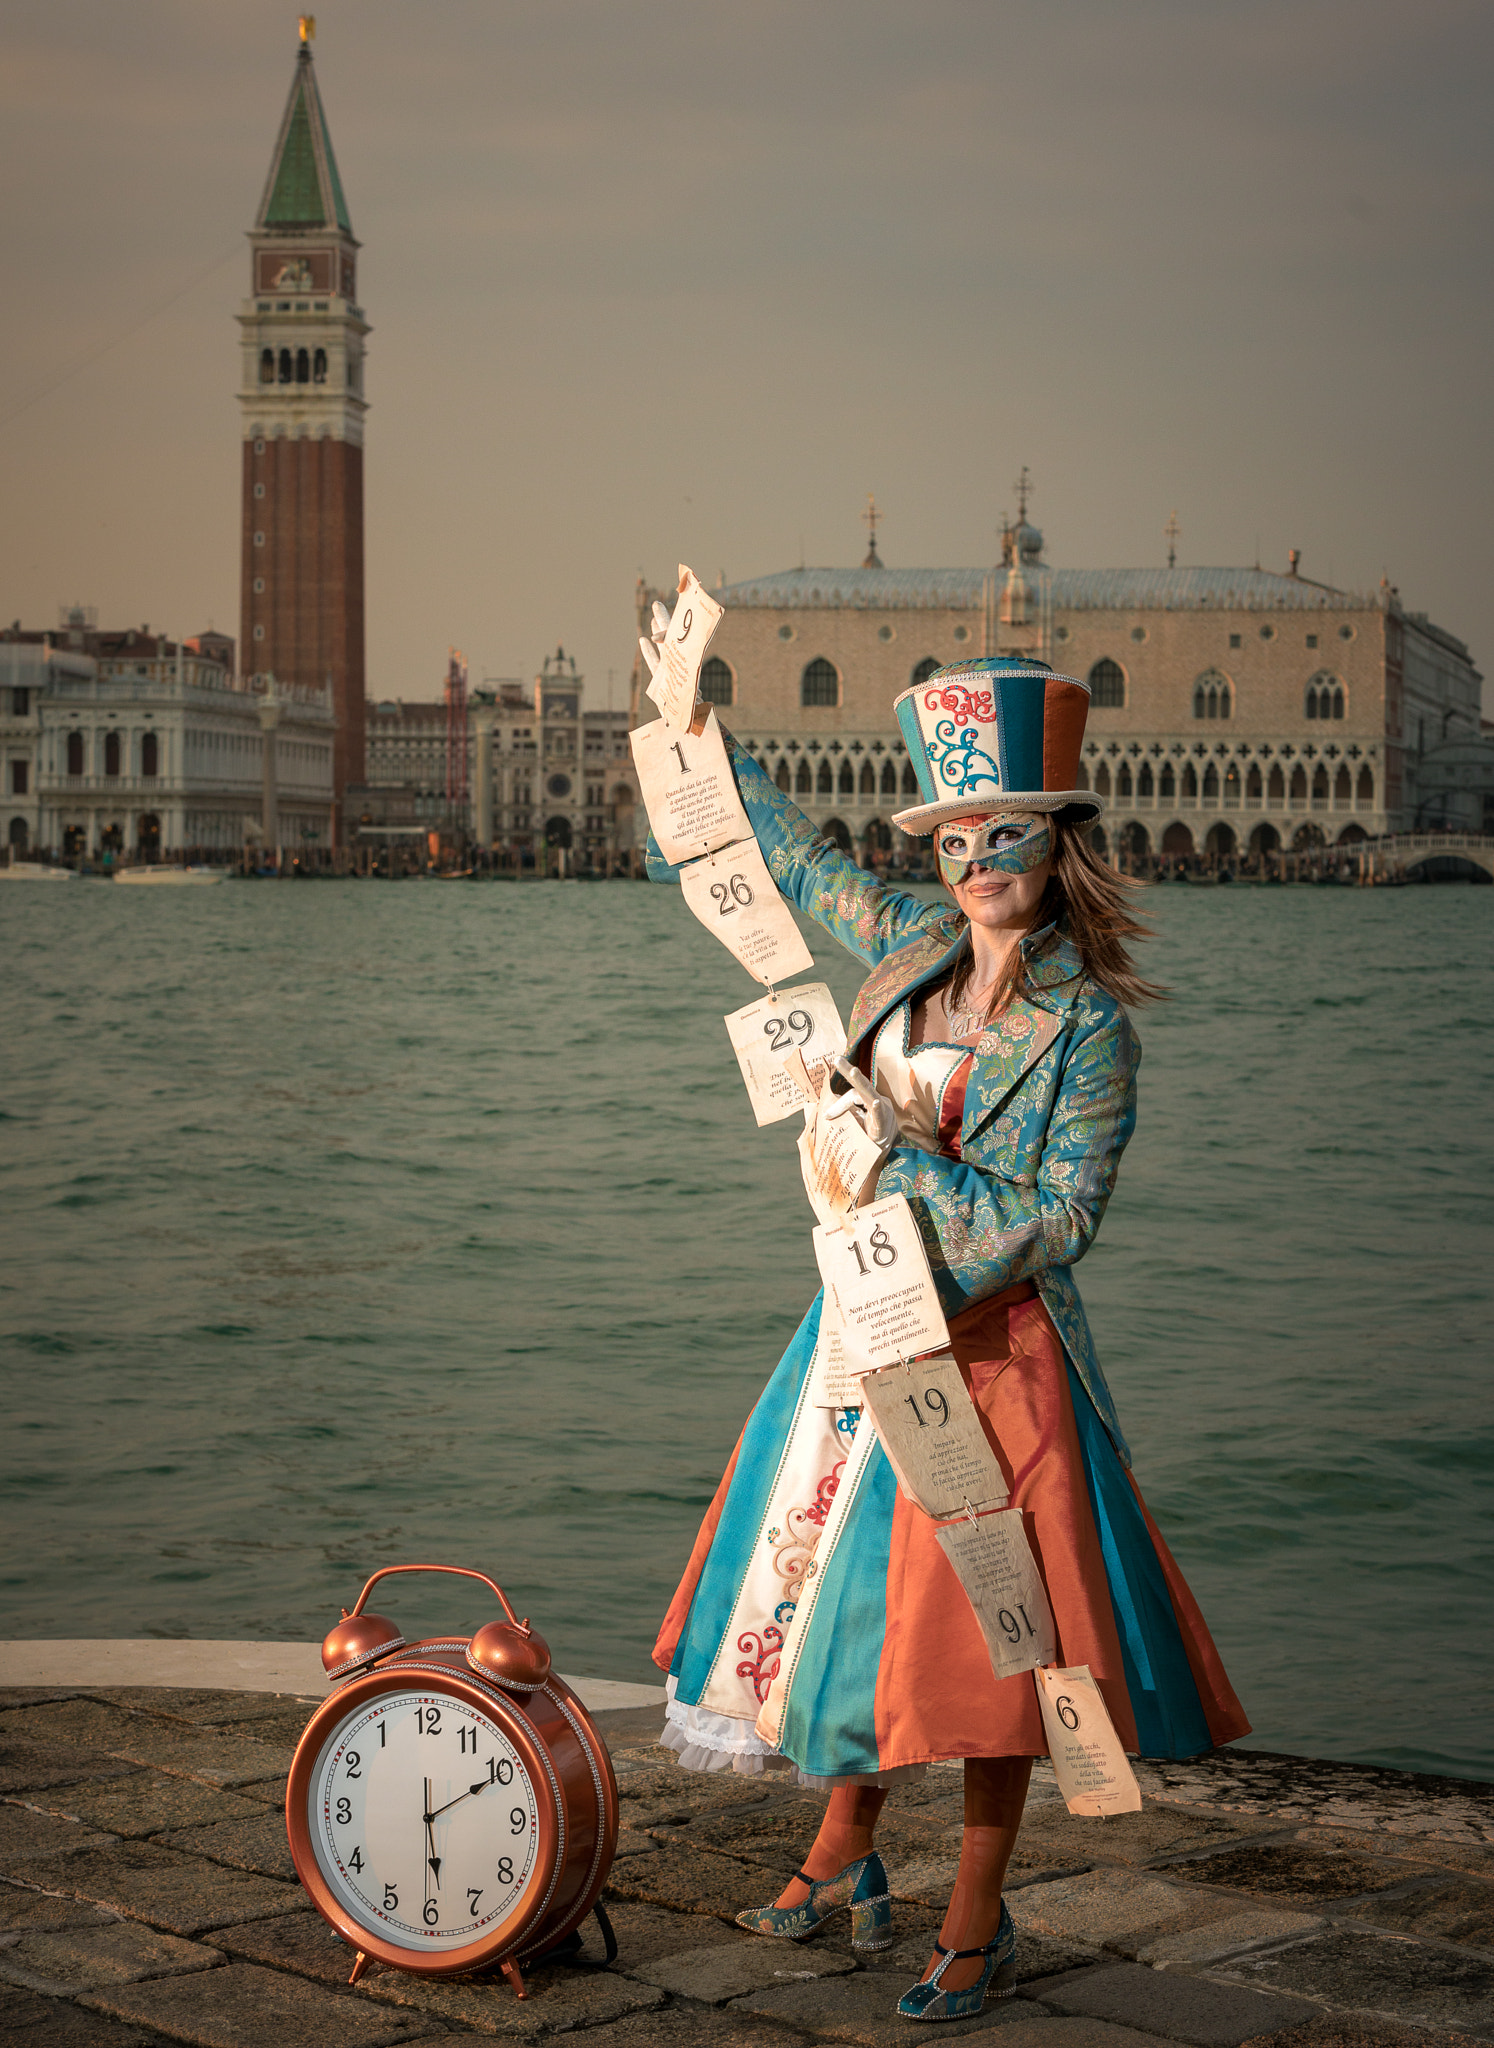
top-left (736, 1850), bottom-right (893, 1950)
top-left (895, 1900), bottom-right (1016, 2020)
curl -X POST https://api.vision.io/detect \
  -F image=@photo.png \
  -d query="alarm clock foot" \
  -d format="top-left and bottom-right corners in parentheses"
top-left (346, 1951), bottom-right (370, 1987)
top-left (501, 1958), bottom-right (529, 2000)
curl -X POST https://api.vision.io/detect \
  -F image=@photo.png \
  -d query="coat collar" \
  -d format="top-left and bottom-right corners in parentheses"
top-left (846, 916), bottom-right (1086, 1144)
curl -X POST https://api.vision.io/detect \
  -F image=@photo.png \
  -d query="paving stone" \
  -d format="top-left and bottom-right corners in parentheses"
top-left (206, 1707), bottom-right (320, 1748)
top-left (627, 1934), bottom-right (858, 2001)
top-left (682, 1803), bottom-right (948, 1883)
top-left (358, 1959), bottom-right (664, 2036)
top-left (43, 1776), bottom-right (269, 1840)
top-left (1014, 1800), bottom-right (1265, 1875)
top-left (1135, 1751), bottom-right (1494, 1850)
top-left (615, 1767), bottom-right (782, 1830)
top-left (610, 1829), bottom-right (657, 1860)
top-left (0, 1738), bottom-right (143, 1795)
top-left (603, 1837), bottom-right (780, 1921)
top-left (229, 1777), bottom-right (288, 1809)
top-left (158, 1813), bottom-right (296, 1882)
top-left (81, 1959), bottom-right (439, 2046)
top-left (0, 1801), bottom-right (113, 1865)
top-left (1298, 1826), bottom-right (1494, 1880)
top-left (1215, 1922), bottom-right (1494, 2031)
top-left (1183, 1841), bottom-right (1421, 1909)
top-left (89, 1691), bottom-right (275, 1726)
top-left (1135, 1906), bottom-right (1326, 1966)
top-left (1238, 2016), bottom-right (1477, 2048)
top-left (584, 1898), bottom-right (765, 1970)
top-left (0, 1888), bottom-right (120, 1933)
top-left (730, 1967), bottom-right (1046, 2040)
top-left (553, 2007), bottom-right (808, 2047)
top-left (0, 1920), bottom-right (223, 1993)
top-left (1034, 1960), bottom-right (1320, 2044)
top-left (0, 1983), bottom-right (172, 2045)
top-left (1345, 1874), bottom-right (1494, 1947)
top-left (7, 1841), bottom-right (304, 1935)
top-left (0, 1702), bottom-right (295, 1789)
top-left (204, 1909), bottom-right (357, 1987)
top-left (990, 2026), bottom-right (1203, 2048)
top-left (1009, 1870), bottom-right (1248, 1955)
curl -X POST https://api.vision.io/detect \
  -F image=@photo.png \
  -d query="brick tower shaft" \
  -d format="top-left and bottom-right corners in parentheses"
top-left (237, 24), bottom-right (367, 841)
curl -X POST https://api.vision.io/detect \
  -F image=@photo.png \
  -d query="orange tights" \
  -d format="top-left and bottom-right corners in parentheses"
top-left (772, 1754), bottom-right (1033, 1993)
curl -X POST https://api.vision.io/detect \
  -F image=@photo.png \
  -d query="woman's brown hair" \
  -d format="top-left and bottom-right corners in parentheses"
top-left (945, 813), bottom-right (1165, 1020)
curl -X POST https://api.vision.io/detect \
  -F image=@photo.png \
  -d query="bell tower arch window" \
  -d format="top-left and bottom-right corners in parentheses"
top-left (313, 347), bottom-right (328, 384)
top-left (278, 348), bottom-right (293, 384)
top-left (800, 658), bottom-right (840, 708)
top-left (295, 348), bottom-right (310, 384)
top-left (259, 348), bottom-right (275, 385)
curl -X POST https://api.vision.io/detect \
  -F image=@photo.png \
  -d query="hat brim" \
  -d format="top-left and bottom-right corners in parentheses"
top-left (891, 790), bottom-right (1106, 835)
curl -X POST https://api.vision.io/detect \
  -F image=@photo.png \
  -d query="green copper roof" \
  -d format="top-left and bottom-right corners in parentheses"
top-left (257, 49), bottom-right (352, 233)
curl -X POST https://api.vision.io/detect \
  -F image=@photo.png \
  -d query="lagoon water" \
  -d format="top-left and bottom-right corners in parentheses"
top-left (2, 875), bottom-right (1490, 1779)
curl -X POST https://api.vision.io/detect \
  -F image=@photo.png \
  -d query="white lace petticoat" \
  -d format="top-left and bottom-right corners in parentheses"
top-left (660, 1676), bottom-right (924, 1790)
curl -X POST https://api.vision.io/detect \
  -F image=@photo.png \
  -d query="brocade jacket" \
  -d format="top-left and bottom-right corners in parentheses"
top-left (647, 731), bottom-right (1141, 1466)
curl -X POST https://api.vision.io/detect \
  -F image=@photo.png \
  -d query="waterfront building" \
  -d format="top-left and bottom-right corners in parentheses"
top-left (239, 21), bottom-right (367, 836)
top-left (365, 649), bottom-right (638, 863)
top-left (1, 612), bottom-right (333, 859)
top-left (631, 492), bottom-right (1482, 868)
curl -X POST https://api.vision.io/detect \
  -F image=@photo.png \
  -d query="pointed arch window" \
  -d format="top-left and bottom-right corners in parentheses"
top-left (859, 761), bottom-right (875, 797)
top-left (1267, 763), bottom-right (1285, 806)
top-left (1160, 762), bottom-right (1176, 801)
top-left (816, 758), bottom-right (834, 795)
top-left (800, 658), bottom-right (840, 707)
top-left (775, 758), bottom-right (791, 792)
top-left (911, 657), bottom-right (941, 687)
top-left (1203, 762), bottom-right (1220, 801)
top-left (1246, 763), bottom-right (1263, 806)
top-left (901, 761), bottom-right (919, 796)
top-left (1089, 658), bottom-right (1125, 708)
top-left (795, 759), bottom-right (812, 795)
top-left (1356, 765), bottom-right (1374, 806)
top-left (1224, 763), bottom-right (1240, 806)
top-left (1117, 762), bottom-right (1133, 799)
top-left (698, 656), bottom-right (733, 706)
top-left (1193, 671), bottom-right (1232, 720)
top-left (1094, 762), bottom-right (1112, 799)
top-left (1074, 763), bottom-right (1090, 791)
top-left (1138, 762), bottom-right (1154, 801)
top-left (880, 760), bottom-right (897, 796)
top-left (1334, 765), bottom-right (1352, 807)
top-left (1305, 672), bottom-right (1346, 721)
top-left (837, 759), bottom-right (854, 796)
top-left (1312, 765), bottom-right (1329, 807)
top-left (1182, 763), bottom-right (1198, 800)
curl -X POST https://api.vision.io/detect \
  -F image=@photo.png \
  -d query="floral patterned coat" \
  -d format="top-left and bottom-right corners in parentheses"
top-left (648, 729), bottom-right (1141, 1466)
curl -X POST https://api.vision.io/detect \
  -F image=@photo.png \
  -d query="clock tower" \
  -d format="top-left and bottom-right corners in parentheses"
top-left (238, 21), bottom-right (367, 836)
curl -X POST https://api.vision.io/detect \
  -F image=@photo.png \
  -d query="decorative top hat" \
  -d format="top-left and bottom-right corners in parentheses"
top-left (891, 658), bottom-right (1102, 834)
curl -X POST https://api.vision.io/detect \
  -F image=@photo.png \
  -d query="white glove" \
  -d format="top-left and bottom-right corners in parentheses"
top-left (637, 598), bottom-right (673, 682)
top-left (823, 1056), bottom-right (899, 1154)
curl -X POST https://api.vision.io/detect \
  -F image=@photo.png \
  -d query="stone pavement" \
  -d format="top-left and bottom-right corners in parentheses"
top-left (1, 1684), bottom-right (1490, 2046)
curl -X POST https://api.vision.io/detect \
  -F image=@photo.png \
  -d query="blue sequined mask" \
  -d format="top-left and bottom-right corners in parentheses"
top-left (936, 813), bottom-right (1052, 889)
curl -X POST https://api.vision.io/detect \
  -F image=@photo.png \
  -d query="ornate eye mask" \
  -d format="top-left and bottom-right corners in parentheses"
top-left (936, 812), bottom-right (1052, 888)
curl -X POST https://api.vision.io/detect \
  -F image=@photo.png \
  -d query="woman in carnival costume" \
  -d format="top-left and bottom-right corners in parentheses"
top-left (642, 626), bottom-right (1249, 2021)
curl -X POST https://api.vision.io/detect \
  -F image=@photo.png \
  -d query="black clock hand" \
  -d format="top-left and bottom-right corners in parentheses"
top-left (424, 1777), bottom-right (441, 1889)
top-left (425, 1775), bottom-right (494, 1824)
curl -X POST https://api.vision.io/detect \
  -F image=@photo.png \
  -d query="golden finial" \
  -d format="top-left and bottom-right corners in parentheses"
top-left (299, 15), bottom-right (316, 43)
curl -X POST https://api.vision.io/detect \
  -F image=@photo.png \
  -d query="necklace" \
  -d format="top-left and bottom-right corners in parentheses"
top-left (945, 976), bottom-right (998, 1039)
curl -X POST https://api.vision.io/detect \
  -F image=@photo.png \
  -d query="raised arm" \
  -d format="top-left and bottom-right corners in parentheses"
top-left (645, 724), bottom-right (945, 969)
top-left (877, 1003), bottom-right (1140, 1316)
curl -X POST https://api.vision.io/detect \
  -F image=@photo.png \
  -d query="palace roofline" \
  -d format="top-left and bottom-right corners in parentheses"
top-left (717, 564), bottom-right (1386, 613)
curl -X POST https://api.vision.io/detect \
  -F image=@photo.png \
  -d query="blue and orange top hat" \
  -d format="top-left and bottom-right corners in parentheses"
top-left (891, 657), bottom-right (1102, 834)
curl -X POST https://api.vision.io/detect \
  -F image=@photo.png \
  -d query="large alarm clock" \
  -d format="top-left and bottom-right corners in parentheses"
top-left (286, 1565), bottom-right (619, 1998)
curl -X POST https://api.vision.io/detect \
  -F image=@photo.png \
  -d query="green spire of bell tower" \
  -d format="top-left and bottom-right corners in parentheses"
top-left (256, 29), bottom-right (352, 233)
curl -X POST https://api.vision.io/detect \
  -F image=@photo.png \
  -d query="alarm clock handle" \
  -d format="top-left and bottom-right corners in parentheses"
top-left (344, 1563), bottom-right (532, 1635)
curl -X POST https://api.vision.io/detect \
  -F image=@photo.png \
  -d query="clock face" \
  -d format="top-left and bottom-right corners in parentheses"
top-left (307, 1689), bottom-right (542, 1951)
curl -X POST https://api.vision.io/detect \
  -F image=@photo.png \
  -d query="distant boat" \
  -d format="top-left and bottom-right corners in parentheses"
top-left (0, 862), bottom-right (79, 883)
top-left (112, 867), bottom-right (226, 887)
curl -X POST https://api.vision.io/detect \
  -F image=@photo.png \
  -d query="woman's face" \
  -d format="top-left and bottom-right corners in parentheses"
top-left (936, 810), bottom-right (1053, 933)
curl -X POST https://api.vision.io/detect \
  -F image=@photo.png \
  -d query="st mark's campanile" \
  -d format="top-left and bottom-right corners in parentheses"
top-left (238, 22), bottom-right (367, 835)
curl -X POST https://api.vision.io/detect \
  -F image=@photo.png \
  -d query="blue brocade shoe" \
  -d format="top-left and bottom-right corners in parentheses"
top-left (895, 1901), bottom-right (1016, 2021)
top-left (735, 1850), bottom-right (893, 1951)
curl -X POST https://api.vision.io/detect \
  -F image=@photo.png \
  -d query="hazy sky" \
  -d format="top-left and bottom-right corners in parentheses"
top-left (2, 0), bottom-right (1489, 704)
